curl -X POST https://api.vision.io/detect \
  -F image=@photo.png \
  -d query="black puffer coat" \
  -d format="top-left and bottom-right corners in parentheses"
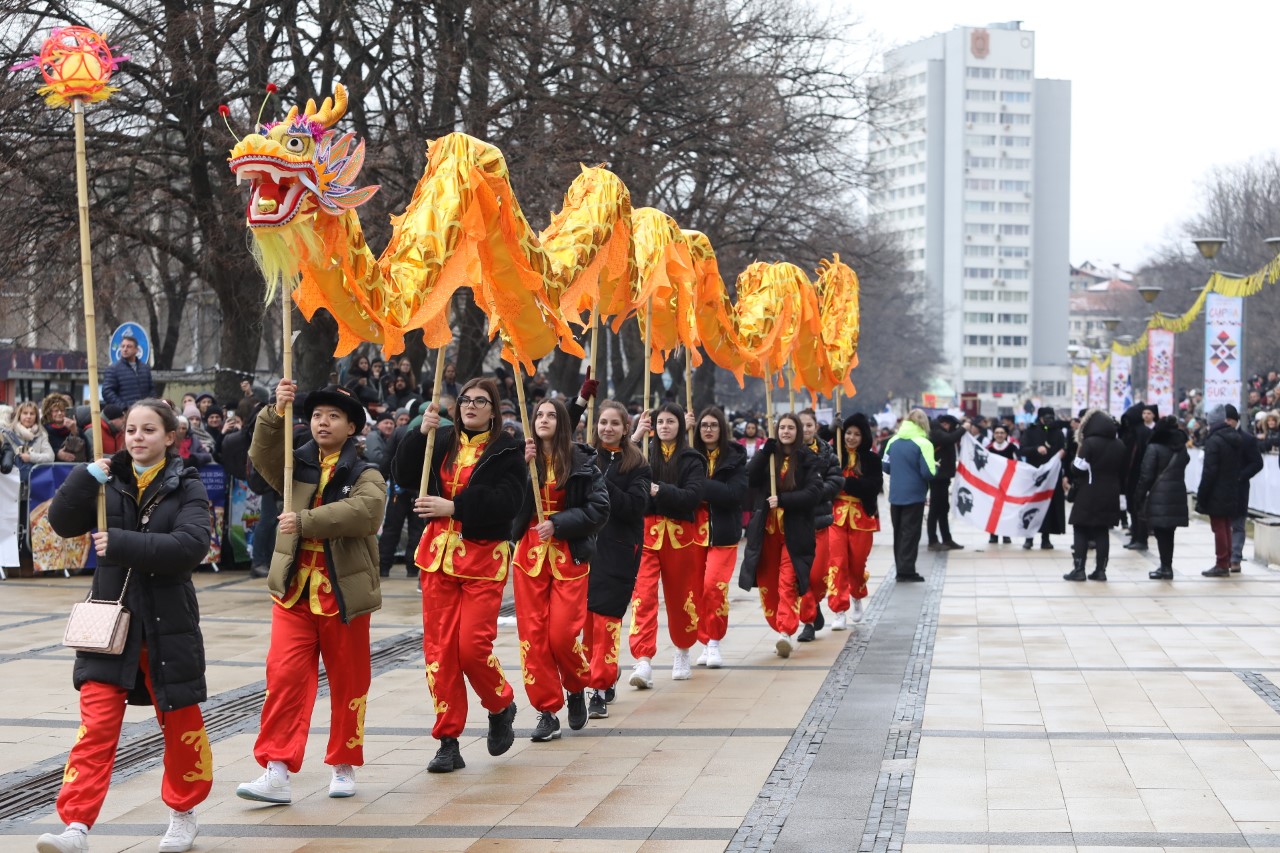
top-left (841, 414), bottom-right (883, 518)
top-left (930, 417), bottom-right (965, 480)
top-left (1119, 403), bottom-right (1156, 497)
top-left (645, 446), bottom-right (706, 520)
top-left (1197, 422), bottom-right (1244, 517)
top-left (512, 443), bottom-right (610, 566)
top-left (589, 448), bottom-right (652, 617)
top-left (809, 438), bottom-right (844, 530)
top-left (1021, 410), bottom-right (1069, 535)
top-left (739, 443), bottom-right (823, 595)
top-left (1133, 422), bottom-right (1190, 530)
top-left (48, 454), bottom-right (212, 711)
top-left (1068, 409), bottom-right (1127, 528)
top-left (701, 441), bottom-right (747, 546)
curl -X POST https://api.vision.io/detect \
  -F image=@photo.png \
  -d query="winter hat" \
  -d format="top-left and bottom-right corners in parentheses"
top-left (1224, 404), bottom-right (1240, 423)
top-left (182, 403), bottom-right (201, 420)
top-left (102, 404), bottom-right (124, 421)
top-left (1206, 405), bottom-right (1228, 427)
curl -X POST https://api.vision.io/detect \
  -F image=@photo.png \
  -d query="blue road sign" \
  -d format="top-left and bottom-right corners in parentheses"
top-left (109, 322), bottom-right (151, 365)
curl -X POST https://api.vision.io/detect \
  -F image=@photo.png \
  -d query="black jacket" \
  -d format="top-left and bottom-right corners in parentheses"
top-left (842, 448), bottom-right (884, 518)
top-left (589, 448), bottom-right (652, 617)
top-left (1238, 428), bottom-right (1264, 510)
top-left (645, 446), bottom-right (706, 521)
top-left (1197, 422), bottom-right (1245, 517)
top-left (512, 443), bottom-right (610, 566)
top-left (49, 454), bottom-right (212, 711)
top-left (701, 441), bottom-right (747, 546)
top-left (739, 443), bottom-right (823, 595)
top-left (809, 438), bottom-right (845, 530)
top-left (1133, 423), bottom-right (1190, 530)
top-left (1068, 410), bottom-right (1127, 528)
top-left (1119, 404), bottom-right (1155, 496)
top-left (930, 418), bottom-right (965, 480)
top-left (393, 426), bottom-right (527, 541)
top-left (1020, 420), bottom-right (1067, 467)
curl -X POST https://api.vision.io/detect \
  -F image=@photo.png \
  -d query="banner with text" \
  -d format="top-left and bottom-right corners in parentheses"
top-left (1147, 328), bottom-right (1175, 416)
top-left (1071, 369), bottom-right (1088, 414)
top-left (1089, 361), bottom-right (1107, 411)
top-left (1204, 292), bottom-right (1243, 412)
top-left (1109, 353), bottom-right (1133, 418)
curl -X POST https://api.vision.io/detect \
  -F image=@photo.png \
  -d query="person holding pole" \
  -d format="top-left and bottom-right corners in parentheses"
top-left (392, 376), bottom-right (521, 774)
top-left (796, 409), bottom-right (845, 644)
top-left (628, 403), bottom-right (706, 687)
top-left (738, 412), bottom-right (823, 658)
top-left (828, 414), bottom-right (883, 627)
top-left (237, 381), bottom-right (385, 805)
top-left (511, 398), bottom-right (609, 742)
top-left (690, 406), bottom-right (746, 668)
top-left (584, 401), bottom-right (651, 717)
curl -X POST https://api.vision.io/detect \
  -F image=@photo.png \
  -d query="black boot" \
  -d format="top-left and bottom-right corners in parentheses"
top-left (428, 737), bottom-right (465, 773)
top-left (1023, 538), bottom-right (1034, 550)
top-left (813, 604), bottom-right (825, 632)
top-left (487, 701), bottom-right (517, 756)
top-left (1149, 566), bottom-right (1174, 580)
top-left (1088, 557), bottom-right (1108, 582)
top-left (1063, 557), bottom-right (1087, 582)
top-left (1040, 534), bottom-right (1054, 550)
top-left (797, 623), bottom-right (816, 643)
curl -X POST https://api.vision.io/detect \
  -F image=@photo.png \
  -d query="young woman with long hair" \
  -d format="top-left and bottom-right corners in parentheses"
top-left (828, 414), bottom-right (883, 627)
top-left (585, 400), bottom-right (651, 718)
top-left (511, 398), bottom-right (608, 742)
top-left (796, 409), bottom-right (846, 644)
top-left (985, 425), bottom-right (1017, 544)
top-left (738, 413), bottom-right (823, 658)
top-left (42, 400), bottom-right (213, 853)
top-left (628, 403), bottom-right (706, 687)
top-left (690, 406), bottom-right (746, 668)
top-left (392, 376), bottom-right (522, 773)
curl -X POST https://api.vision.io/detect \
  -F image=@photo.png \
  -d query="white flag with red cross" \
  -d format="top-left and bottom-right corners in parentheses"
top-left (952, 432), bottom-right (1061, 538)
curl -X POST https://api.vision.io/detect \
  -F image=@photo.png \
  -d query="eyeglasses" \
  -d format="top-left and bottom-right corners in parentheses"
top-left (457, 396), bottom-right (492, 408)
top-left (699, 423), bottom-right (718, 429)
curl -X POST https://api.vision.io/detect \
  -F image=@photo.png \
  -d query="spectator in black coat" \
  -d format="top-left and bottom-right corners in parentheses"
top-left (926, 415), bottom-right (966, 551)
top-left (1197, 405), bottom-right (1244, 577)
top-left (1064, 409), bottom-right (1125, 582)
top-left (1020, 408), bottom-right (1068, 550)
top-left (1133, 416), bottom-right (1190, 579)
top-left (1120, 403), bottom-right (1158, 551)
top-left (985, 425), bottom-right (1017, 544)
top-left (1227, 404), bottom-right (1265, 574)
top-left (102, 334), bottom-right (154, 408)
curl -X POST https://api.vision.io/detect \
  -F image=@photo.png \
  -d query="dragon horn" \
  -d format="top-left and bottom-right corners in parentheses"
top-left (311, 84), bottom-right (348, 129)
top-left (283, 104), bottom-right (299, 127)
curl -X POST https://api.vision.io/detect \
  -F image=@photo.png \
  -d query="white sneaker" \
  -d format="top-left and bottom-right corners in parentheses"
top-left (157, 808), bottom-right (198, 852)
top-left (852, 598), bottom-right (865, 623)
top-left (329, 763), bottom-right (356, 798)
top-left (672, 648), bottom-right (692, 680)
top-left (236, 760), bottom-right (291, 804)
top-left (775, 633), bottom-right (793, 659)
top-left (695, 645), bottom-right (709, 666)
top-left (705, 640), bottom-right (723, 669)
top-left (831, 611), bottom-right (848, 631)
top-left (629, 658), bottom-right (654, 689)
top-left (36, 825), bottom-right (89, 853)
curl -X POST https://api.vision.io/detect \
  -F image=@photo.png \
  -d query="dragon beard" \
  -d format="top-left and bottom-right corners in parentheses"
top-left (248, 222), bottom-right (325, 305)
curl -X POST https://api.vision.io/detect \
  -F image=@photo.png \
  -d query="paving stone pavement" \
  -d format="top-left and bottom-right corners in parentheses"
top-left (2, 511), bottom-right (1278, 851)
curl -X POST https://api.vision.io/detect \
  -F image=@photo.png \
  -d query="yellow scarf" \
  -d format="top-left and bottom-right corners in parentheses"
top-left (706, 446), bottom-right (720, 476)
top-left (134, 460), bottom-right (166, 499)
top-left (661, 441), bottom-right (676, 461)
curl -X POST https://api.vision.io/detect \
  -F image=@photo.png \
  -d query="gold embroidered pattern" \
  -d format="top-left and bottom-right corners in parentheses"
top-left (647, 516), bottom-right (695, 550)
top-left (181, 728), bottom-right (214, 782)
top-left (518, 640), bottom-right (535, 685)
top-left (425, 661), bottom-right (449, 714)
top-left (758, 586), bottom-right (773, 618)
top-left (629, 596), bottom-right (642, 635)
top-left (487, 653), bottom-right (510, 695)
top-left (683, 590), bottom-right (698, 633)
top-left (62, 724), bottom-right (87, 785)
top-left (605, 620), bottom-right (621, 665)
top-left (572, 639), bottom-right (591, 678)
top-left (345, 694), bottom-right (367, 749)
top-left (715, 581), bottom-right (731, 617)
top-left (825, 563), bottom-right (841, 598)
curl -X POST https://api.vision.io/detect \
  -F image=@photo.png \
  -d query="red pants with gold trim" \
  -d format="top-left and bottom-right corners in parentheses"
top-left (757, 530), bottom-right (800, 636)
top-left (514, 567), bottom-right (590, 712)
top-left (799, 526), bottom-right (834, 624)
top-left (628, 545), bottom-right (703, 659)
top-left (830, 524), bottom-right (873, 604)
top-left (587, 612), bottom-right (623, 690)
top-left (255, 604), bottom-right (371, 772)
top-left (697, 545), bottom-right (737, 644)
top-left (421, 570), bottom-right (514, 739)
top-left (57, 648), bottom-right (211, 829)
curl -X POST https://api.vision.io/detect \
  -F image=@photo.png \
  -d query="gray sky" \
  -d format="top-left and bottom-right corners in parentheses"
top-left (841, 2), bottom-right (1280, 271)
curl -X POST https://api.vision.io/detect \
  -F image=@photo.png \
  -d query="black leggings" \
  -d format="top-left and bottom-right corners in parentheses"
top-left (1072, 524), bottom-right (1110, 567)
top-left (927, 478), bottom-right (952, 544)
top-left (1153, 527), bottom-right (1176, 568)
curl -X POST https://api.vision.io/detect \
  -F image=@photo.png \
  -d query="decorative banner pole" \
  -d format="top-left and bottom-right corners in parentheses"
top-left (14, 27), bottom-right (124, 531)
top-left (763, 370), bottom-right (777, 498)
top-left (512, 361), bottom-right (546, 522)
top-left (586, 304), bottom-right (600, 444)
top-left (833, 385), bottom-right (843, 468)
top-left (642, 296), bottom-right (654, 454)
top-left (684, 348), bottom-right (694, 419)
top-left (418, 307), bottom-right (452, 496)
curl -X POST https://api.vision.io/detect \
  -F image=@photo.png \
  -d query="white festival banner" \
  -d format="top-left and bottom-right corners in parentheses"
top-left (1071, 369), bottom-right (1088, 414)
top-left (1109, 353), bottom-right (1133, 418)
top-left (952, 432), bottom-right (1062, 538)
top-left (1203, 292), bottom-right (1243, 412)
top-left (1147, 328), bottom-right (1175, 416)
top-left (1088, 360), bottom-right (1107, 411)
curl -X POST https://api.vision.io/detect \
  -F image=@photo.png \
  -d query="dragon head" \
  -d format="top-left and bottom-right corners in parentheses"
top-left (228, 84), bottom-right (377, 231)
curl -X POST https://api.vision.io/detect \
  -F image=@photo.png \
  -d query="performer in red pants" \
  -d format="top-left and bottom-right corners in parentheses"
top-left (239, 381), bottom-right (386, 805)
top-left (583, 401), bottom-right (651, 718)
top-left (796, 409), bottom-right (847, 643)
top-left (512, 398), bottom-right (608, 741)
top-left (738, 413), bottom-right (823, 658)
top-left (628, 403), bottom-right (707, 687)
top-left (828, 413), bottom-right (884, 628)
top-left (690, 406), bottom-right (746, 668)
top-left (392, 376), bottom-right (522, 774)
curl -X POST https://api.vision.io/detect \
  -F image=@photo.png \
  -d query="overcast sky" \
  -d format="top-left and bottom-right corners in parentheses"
top-left (838, 2), bottom-right (1280, 271)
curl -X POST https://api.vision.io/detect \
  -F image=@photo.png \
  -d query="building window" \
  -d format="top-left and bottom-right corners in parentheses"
top-left (1001, 68), bottom-right (1033, 80)
top-left (1000, 91), bottom-right (1031, 103)
top-left (1001, 135), bottom-right (1032, 147)
top-left (966, 223), bottom-right (995, 235)
top-left (1001, 157), bottom-right (1032, 170)
top-left (965, 245), bottom-right (995, 257)
top-left (999, 224), bottom-right (1030, 235)
top-left (967, 67), bottom-right (997, 79)
top-left (996, 313), bottom-right (1028, 324)
top-left (1004, 269), bottom-right (1030, 280)
top-left (965, 357), bottom-right (994, 368)
top-left (997, 357), bottom-right (1028, 368)
top-left (1003, 113), bottom-right (1032, 125)
top-left (999, 179), bottom-right (1031, 192)
top-left (966, 111), bottom-right (998, 124)
top-left (965, 312), bottom-right (994, 324)
top-left (966, 178), bottom-right (995, 190)
top-left (968, 156), bottom-right (997, 168)
top-left (997, 335), bottom-right (1028, 345)
top-left (996, 291), bottom-right (1028, 302)
top-left (966, 201), bottom-right (996, 212)
top-left (965, 335), bottom-right (993, 346)
top-left (966, 89), bottom-right (997, 101)
top-left (999, 246), bottom-right (1030, 258)
top-left (967, 134), bottom-right (997, 146)
top-left (964, 267), bottom-right (995, 278)
top-left (992, 381), bottom-right (1022, 394)
top-left (999, 202), bottom-right (1030, 214)
top-left (965, 289), bottom-right (994, 301)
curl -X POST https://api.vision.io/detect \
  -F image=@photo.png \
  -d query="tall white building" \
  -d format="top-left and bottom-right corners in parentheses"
top-left (871, 22), bottom-right (1072, 413)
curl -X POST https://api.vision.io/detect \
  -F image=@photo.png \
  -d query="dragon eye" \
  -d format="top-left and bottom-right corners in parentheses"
top-left (285, 136), bottom-right (306, 153)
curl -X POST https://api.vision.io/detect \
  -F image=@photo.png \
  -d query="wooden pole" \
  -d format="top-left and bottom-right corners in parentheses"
top-left (833, 386), bottom-right (843, 469)
top-left (763, 369), bottom-right (777, 498)
top-left (684, 348), bottom-right (694, 418)
top-left (281, 291), bottom-right (294, 513)
top-left (586, 303), bottom-right (600, 445)
top-left (512, 360), bottom-right (545, 522)
top-left (417, 341), bottom-right (449, 495)
top-left (787, 365), bottom-right (796, 413)
top-left (72, 100), bottom-right (106, 531)
top-left (642, 296), bottom-right (653, 454)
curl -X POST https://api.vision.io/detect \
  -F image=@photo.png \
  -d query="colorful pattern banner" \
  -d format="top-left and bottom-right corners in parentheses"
top-left (953, 433), bottom-right (1062, 537)
top-left (1109, 353), bottom-right (1133, 418)
top-left (1071, 368), bottom-right (1089, 415)
top-left (1088, 361), bottom-right (1107, 411)
top-left (1147, 328), bottom-right (1175, 416)
top-left (1204, 292), bottom-right (1243, 412)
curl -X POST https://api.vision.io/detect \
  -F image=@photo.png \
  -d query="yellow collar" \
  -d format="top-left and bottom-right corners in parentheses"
top-left (661, 441), bottom-right (676, 461)
top-left (134, 459), bottom-right (166, 498)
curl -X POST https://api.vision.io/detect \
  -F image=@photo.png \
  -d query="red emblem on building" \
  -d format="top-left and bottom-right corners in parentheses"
top-left (971, 28), bottom-right (990, 60)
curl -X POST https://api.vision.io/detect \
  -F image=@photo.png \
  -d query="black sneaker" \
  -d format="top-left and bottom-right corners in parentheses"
top-left (797, 624), bottom-right (816, 643)
top-left (604, 684), bottom-right (616, 704)
top-left (1202, 566), bottom-right (1230, 577)
top-left (487, 701), bottom-right (517, 756)
top-left (531, 711), bottom-right (561, 742)
top-left (812, 605), bottom-right (825, 632)
top-left (896, 572), bottom-right (926, 582)
top-left (566, 691), bottom-right (588, 731)
top-left (588, 691), bottom-right (609, 719)
top-left (427, 737), bottom-right (465, 773)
